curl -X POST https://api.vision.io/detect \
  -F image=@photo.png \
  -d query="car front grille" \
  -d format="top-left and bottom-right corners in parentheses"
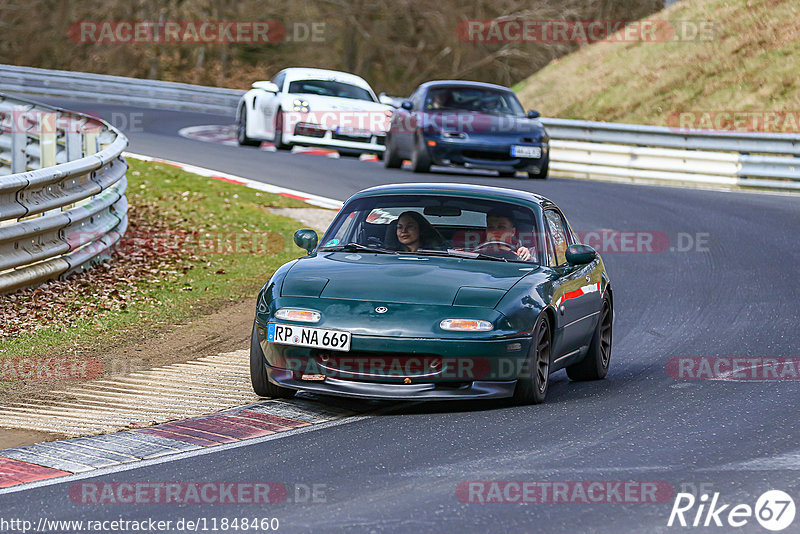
top-left (331, 133), bottom-right (373, 143)
top-left (462, 149), bottom-right (513, 161)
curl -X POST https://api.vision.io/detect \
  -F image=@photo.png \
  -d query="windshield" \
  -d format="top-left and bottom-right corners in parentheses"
top-left (320, 194), bottom-right (542, 263)
top-left (288, 79), bottom-right (375, 102)
top-left (424, 87), bottom-right (525, 116)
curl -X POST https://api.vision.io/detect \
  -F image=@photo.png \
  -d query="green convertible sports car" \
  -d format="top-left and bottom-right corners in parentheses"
top-left (251, 183), bottom-right (613, 404)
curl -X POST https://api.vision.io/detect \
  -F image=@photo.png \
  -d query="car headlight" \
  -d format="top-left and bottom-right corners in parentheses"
top-left (275, 308), bottom-right (320, 323)
top-left (440, 319), bottom-right (493, 331)
top-left (292, 99), bottom-right (310, 112)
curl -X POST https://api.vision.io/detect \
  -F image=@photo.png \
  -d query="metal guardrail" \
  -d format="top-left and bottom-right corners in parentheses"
top-left (2, 65), bottom-right (799, 191)
top-left (0, 93), bottom-right (129, 294)
top-left (540, 118), bottom-right (800, 155)
top-left (0, 64), bottom-right (242, 115)
top-left (540, 118), bottom-right (800, 190)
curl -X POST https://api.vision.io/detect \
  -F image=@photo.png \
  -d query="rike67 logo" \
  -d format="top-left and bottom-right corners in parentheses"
top-left (668, 490), bottom-right (796, 531)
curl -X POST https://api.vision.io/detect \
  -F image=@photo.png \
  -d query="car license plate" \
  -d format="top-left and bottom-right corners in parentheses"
top-left (267, 323), bottom-right (351, 351)
top-left (511, 145), bottom-right (541, 158)
top-left (335, 126), bottom-right (371, 138)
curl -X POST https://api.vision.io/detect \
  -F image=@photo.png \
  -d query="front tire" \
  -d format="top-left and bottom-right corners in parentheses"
top-left (237, 107), bottom-right (259, 147)
top-left (250, 321), bottom-right (296, 398)
top-left (513, 313), bottom-right (551, 405)
top-left (273, 108), bottom-right (292, 150)
top-left (383, 135), bottom-right (403, 168)
top-left (566, 295), bottom-right (612, 381)
top-left (410, 134), bottom-right (431, 173)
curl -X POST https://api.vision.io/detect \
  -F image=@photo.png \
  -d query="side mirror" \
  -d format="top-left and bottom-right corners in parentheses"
top-left (252, 81), bottom-right (279, 93)
top-left (401, 100), bottom-right (413, 111)
top-left (294, 228), bottom-right (318, 254)
top-left (566, 244), bottom-right (597, 266)
top-left (527, 110), bottom-right (541, 119)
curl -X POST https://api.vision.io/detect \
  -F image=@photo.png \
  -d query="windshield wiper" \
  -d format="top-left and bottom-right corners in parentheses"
top-left (320, 242), bottom-right (397, 254)
top-left (412, 248), bottom-right (512, 262)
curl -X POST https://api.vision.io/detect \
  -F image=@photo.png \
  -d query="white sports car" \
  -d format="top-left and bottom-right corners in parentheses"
top-left (236, 68), bottom-right (394, 156)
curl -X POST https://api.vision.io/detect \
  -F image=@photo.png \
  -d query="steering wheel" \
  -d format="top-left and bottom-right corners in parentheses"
top-left (475, 240), bottom-right (516, 252)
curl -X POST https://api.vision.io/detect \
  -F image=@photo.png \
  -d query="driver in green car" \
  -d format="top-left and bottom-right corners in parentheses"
top-left (485, 209), bottom-right (532, 261)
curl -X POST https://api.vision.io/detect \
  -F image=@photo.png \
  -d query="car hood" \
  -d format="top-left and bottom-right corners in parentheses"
top-left (281, 252), bottom-right (538, 306)
top-left (285, 94), bottom-right (392, 113)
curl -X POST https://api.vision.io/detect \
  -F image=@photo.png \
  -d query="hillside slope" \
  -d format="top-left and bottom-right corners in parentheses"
top-left (515, 0), bottom-right (800, 131)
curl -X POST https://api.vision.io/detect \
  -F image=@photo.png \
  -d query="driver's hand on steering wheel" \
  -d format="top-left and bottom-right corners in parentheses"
top-left (516, 246), bottom-right (531, 261)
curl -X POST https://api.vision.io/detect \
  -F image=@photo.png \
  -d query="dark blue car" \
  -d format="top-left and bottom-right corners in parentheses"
top-left (383, 81), bottom-right (549, 179)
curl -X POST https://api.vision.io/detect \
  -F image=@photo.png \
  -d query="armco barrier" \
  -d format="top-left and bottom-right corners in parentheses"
top-left (2, 64), bottom-right (799, 190)
top-left (0, 64), bottom-right (241, 115)
top-left (541, 118), bottom-right (800, 190)
top-left (0, 92), bottom-right (128, 293)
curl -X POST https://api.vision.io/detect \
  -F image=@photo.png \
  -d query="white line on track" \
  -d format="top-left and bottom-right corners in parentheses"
top-left (124, 152), bottom-right (344, 209)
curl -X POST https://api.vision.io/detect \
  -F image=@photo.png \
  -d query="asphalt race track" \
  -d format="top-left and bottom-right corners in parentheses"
top-left (2, 99), bottom-right (799, 533)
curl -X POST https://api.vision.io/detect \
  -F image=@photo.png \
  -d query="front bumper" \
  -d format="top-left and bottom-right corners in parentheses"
top-left (286, 124), bottom-right (386, 153)
top-left (266, 368), bottom-right (517, 400)
top-left (426, 138), bottom-right (548, 172)
top-left (255, 324), bottom-right (531, 400)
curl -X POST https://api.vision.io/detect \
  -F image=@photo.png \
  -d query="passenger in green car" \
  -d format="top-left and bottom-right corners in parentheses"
top-left (391, 211), bottom-right (444, 252)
